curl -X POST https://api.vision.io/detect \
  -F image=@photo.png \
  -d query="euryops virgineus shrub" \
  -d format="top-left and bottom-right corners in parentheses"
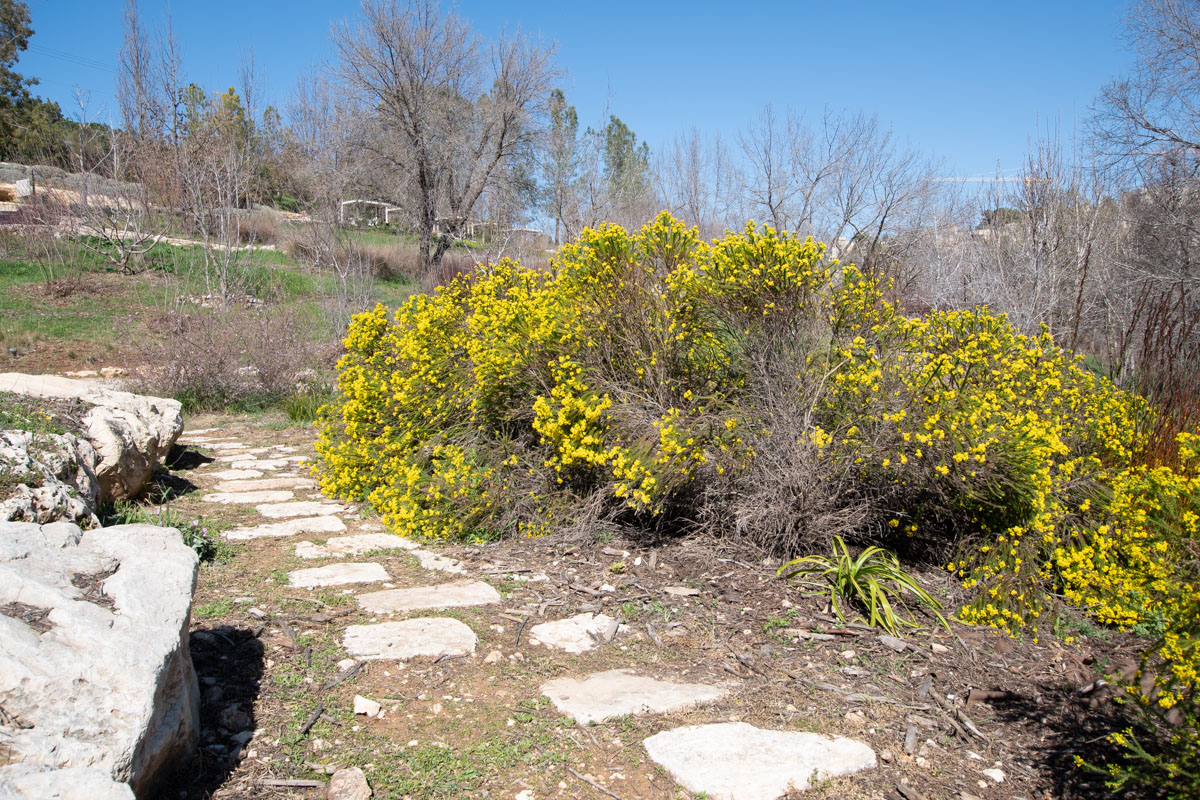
top-left (315, 214), bottom-right (1197, 790)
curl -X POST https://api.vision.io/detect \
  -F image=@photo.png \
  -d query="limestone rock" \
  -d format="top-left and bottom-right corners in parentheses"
top-left (352, 695), bottom-right (382, 717)
top-left (642, 722), bottom-right (876, 799)
top-left (342, 618), bottom-right (477, 661)
top-left (256, 500), bottom-right (346, 519)
top-left (0, 764), bottom-right (134, 799)
top-left (225, 516), bottom-right (346, 541)
top-left (206, 468), bottom-right (264, 480)
top-left (529, 613), bottom-right (620, 654)
top-left (357, 580), bottom-right (501, 614)
top-left (411, 549), bottom-right (466, 574)
top-left (295, 533), bottom-right (418, 559)
top-left (0, 522), bottom-right (200, 797)
top-left (0, 430), bottom-right (100, 525)
top-left (327, 766), bottom-right (372, 800)
top-left (213, 477), bottom-right (315, 492)
top-left (201, 489), bottom-right (295, 504)
top-left (541, 669), bottom-right (728, 725)
top-left (0, 373), bottom-right (183, 500)
top-left (288, 562), bottom-right (389, 588)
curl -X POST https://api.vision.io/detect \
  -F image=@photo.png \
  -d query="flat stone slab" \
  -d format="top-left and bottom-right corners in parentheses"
top-left (224, 516), bottom-right (346, 541)
top-left (214, 477), bottom-right (315, 492)
top-left (202, 490), bottom-right (294, 505)
top-left (342, 618), bottom-right (477, 661)
top-left (256, 501), bottom-right (346, 519)
top-left (295, 533), bottom-right (418, 559)
top-left (411, 549), bottom-right (466, 574)
top-left (643, 722), bottom-right (876, 799)
top-left (207, 468), bottom-right (264, 480)
top-left (216, 453), bottom-right (259, 463)
top-left (288, 563), bottom-right (389, 588)
top-left (541, 669), bottom-right (728, 725)
top-left (252, 458), bottom-right (289, 470)
top-left (529, 613), bottom-right (619, 654)
top-left (357, 580), bottom-right (501, 614)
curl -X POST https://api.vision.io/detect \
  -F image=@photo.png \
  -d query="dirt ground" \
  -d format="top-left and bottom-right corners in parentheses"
top-left (150, 412), bottom-right (1148, 800)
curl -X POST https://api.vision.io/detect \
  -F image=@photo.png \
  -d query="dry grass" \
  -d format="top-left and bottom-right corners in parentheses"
top-left (132, 303), bottom-right (336, 411)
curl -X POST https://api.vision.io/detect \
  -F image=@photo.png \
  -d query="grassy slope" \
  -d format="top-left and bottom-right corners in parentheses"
top-left (0, 236), bottom-right (420, 373)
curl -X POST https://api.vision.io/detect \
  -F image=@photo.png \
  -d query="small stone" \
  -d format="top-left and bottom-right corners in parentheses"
top-left (485, 650), bottom-right (503, 664)
top-left (880, 750), bottom-right (894, 763)
top-left (353, 695), bottom-right (382, 718)
top-left (840, 649), bottom-right (856, 659)
top-left (230, 730), bottom-right (254, 744)
top-left (931, 642), bottom-right (950, 654)
top-left (218, 705), bottom-right (250, 731)
top-left (327, 766), bottom-right (372, 800)
top-left (247, 607), bottom-right (267, 619)
top-left (663, 586), bottom-right (700, 597)
top-left (981, 768), bottom-right (1005, 783)
top-left (515, 791), bottom-right (535, 800)
top-left (844, 710), bottom-right (867, 727)
top-left (877, 635), bottom-right (907, 653)
top-left (411, 550), bottom-right (466, 574)
top-left (337, 658), bottom-right (356, 672)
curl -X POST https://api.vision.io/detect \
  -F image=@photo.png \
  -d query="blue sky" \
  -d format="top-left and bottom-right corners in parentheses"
top-left (21, 1), bottom-right (1133, 177)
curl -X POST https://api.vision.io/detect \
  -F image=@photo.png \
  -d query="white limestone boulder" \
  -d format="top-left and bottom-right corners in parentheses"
top-left (0, 764), bottom-right (134, 799)
top-left (0, 521), bottom-right (200, 798)
top-left (0, 373), bottom-right (183, 500)
top-left (0, 430), bottom-right (100, 526)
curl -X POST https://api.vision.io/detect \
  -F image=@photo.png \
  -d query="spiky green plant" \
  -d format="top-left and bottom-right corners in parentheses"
top-left (778, 536), bottom-right (949, 636)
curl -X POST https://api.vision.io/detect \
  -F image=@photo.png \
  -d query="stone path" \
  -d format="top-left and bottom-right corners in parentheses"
top-left (178, 424), bottom-right (880, 799)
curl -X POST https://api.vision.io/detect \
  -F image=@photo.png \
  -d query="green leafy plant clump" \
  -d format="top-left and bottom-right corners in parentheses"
top-left (778, 535), bottom-right (948, 636)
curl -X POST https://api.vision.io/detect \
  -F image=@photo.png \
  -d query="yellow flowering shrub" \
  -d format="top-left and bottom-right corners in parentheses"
top-left (315, 214), bottom-right (1198, 789)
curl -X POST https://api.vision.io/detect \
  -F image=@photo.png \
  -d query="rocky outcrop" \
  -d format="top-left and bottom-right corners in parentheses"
top-left (0, 374), bottom-right (183, 500)
top-left (0, 430), bottom-right (100, 526)
top-left (0, 522), bottom-right (200, 799)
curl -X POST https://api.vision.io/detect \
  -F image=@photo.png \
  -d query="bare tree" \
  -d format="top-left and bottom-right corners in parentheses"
top-left (737, 104), bottom-right (803, 233)
top-left (332, 0), bottom-right (558, 270)
top-left (655, 127), bottom-right (735, 239)
top-left (1096, 0), bottom-right (1200, 163)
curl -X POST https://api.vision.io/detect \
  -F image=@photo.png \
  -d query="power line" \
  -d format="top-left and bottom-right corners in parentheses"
top-left (28, 45), bottom-right (118, 74)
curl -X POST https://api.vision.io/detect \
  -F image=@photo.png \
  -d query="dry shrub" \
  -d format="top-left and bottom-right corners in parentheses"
top-left (133, 302), bottom-right (336, 411)
top-left (1127, 283), bottom-right (1200, 466)
top-left (237, 210), bottom-right (284, 246)
top-left (420, 251), bottom-right (474, 292)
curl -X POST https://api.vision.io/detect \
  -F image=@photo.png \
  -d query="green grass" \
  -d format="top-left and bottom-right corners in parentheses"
top-left (194, 598), bottom-right (233, 618)
top-left (0, 392), bottom-right (69, 435)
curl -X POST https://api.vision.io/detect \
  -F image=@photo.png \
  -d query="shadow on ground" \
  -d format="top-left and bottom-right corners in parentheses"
top-left (153, 625), bottom-right (266, 800)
